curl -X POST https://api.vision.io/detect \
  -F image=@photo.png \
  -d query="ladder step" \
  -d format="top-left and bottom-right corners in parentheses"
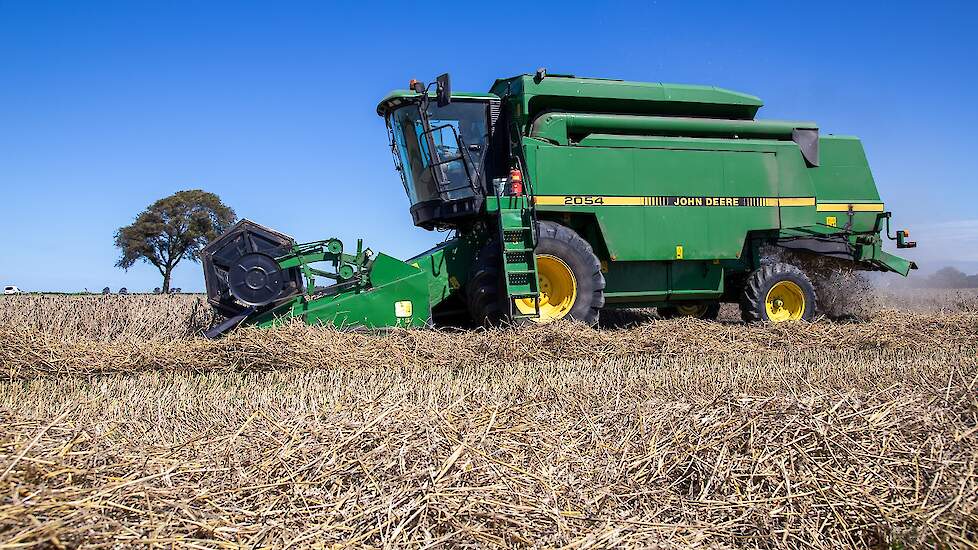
top-left (506, 283), bottom-right (537, 290)
top-left (511, 312), bottom-right (540, 319)
top-left (498, 202), bottom-right (540, 320)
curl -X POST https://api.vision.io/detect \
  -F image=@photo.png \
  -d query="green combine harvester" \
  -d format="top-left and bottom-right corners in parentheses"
top-left (202, 70), bottom-right (917, 337)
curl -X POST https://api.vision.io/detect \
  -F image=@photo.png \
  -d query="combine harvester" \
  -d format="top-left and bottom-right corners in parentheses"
top-left (202, 70), bottom-right (917, 337)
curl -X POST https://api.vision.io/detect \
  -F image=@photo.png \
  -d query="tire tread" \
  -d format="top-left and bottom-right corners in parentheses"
top-left (740, 262), bottom-right (817, 322)
top-left (465, 221), bottom-right (605, 326)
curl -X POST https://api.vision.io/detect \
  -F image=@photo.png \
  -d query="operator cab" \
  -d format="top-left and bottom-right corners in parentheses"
top-left (377, 75), bottom-right (502, 230)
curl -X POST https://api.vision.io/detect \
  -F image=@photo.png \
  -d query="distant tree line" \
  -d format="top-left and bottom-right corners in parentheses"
top-left (912, 266), bottom-right (978, 288)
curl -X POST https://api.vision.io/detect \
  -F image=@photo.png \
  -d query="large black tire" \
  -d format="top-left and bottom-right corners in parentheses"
top-left (466, 221), bottom-right (606, 326)
top-left (740, 262), bottom-right (817, 323)
top-left (465, 240), bottom-right (504, 327)
top-left (658, 302), bottom-right (721, 320)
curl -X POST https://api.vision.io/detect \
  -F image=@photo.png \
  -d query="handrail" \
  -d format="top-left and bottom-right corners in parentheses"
top-left (529, 112), bottom-right (817, 144)
top-left (528, 112), bottom-right (821, 165)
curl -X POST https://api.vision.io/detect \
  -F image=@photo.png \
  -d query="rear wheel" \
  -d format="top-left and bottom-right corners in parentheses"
top-left (658, 302), bottom-right (721, 320)
top-left (740, 263), bottom-right (816, 322)
top-left (466, 221), bottom-right (605, 326)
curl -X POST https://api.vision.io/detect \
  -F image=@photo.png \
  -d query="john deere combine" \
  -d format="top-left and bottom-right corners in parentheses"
top-left (202, 70), bottom-right (917, 337)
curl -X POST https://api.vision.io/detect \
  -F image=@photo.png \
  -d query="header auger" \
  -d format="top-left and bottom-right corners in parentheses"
top-left (202, 70), bottom-right (917, 336)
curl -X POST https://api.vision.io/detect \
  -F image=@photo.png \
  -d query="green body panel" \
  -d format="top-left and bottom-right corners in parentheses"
top-left (810, 137), bottom-right (880, 200)
top-left (490, 75), bottom-right (764, 131)
top-left (528, 135), bottom-right (887, 253)
top-left (872, 248), bottom-right (915, 277)
top-left (405, 237), bottom-right (476, 309)
top-left (529, 137), bottom-right (787, 261)
top-left (246, 238), bottom-right (485, 331)
top-left (250, 253), bottom-right (432, 329)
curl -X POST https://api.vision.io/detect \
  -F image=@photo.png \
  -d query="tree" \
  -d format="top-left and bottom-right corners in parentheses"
top-left (115, 190), bottom-right (236, 292)
top-left (928, 266), bottom-right (970, 289)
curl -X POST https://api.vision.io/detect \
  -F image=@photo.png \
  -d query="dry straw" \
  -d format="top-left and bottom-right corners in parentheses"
top-left (0, 294), bottom-right (976, 548)
top-left (2, 308), bottom-right (976, 380)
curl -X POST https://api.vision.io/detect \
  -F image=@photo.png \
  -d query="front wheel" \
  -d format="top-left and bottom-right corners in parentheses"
top-left (466, 221), bottom-right (605, 326)
top-left (740, 263), bottom-right (817, 322)
top-left (512, 221), bottom-right (605, 325)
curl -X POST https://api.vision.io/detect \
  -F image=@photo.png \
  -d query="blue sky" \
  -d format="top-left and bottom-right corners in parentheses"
top-left (1, 1), bottom-right (976, 292)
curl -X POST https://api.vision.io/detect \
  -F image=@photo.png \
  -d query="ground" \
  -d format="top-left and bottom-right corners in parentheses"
top-left (0, 292), bottom-right (976, 548)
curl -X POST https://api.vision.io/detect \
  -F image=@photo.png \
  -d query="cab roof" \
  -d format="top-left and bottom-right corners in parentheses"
top-left (376, 90), bottom-right (498, 117)
top-left (377, 73), bottom-right (765, 121)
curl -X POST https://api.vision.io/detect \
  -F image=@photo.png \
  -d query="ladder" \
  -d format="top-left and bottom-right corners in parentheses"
top-left (495, 195), bottom-right (540, 320)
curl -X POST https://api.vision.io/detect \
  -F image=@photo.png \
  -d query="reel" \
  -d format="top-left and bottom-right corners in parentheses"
top-left (227, 252), bottom-right (286, 307)
top-left (201, 219), bottom-right (302, 317)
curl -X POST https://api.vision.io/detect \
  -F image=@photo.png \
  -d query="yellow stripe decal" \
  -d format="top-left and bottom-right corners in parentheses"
top-left (777, 197), bottom-right (817, 207)
top-left (534, 196), bottom-right (569, 206)
top-left (534, 195), bottom-right (647, 206)
top-left (533, 195), bottom-right (820, 208)
top-left (816, 202), bottom-right (885, 212)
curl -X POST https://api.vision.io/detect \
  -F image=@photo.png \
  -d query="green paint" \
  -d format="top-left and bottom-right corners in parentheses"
top-left (494, 195), bottom-right (541, 317)
top-left (209, 72), bottom-right (919, 333)
top-left (489, 75), bottom-right (764, 131)
top-left (406, 237), bottom-right (477, 310)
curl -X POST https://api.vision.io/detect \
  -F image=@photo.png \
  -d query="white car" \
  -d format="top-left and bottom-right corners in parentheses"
top-left (4, 286), bottom-right (21, 295)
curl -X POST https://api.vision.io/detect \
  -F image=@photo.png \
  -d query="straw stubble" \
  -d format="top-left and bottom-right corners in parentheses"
top-left (0, 294), bottom-right (975, 548)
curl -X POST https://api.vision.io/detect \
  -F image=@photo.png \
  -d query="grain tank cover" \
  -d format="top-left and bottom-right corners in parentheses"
top-left (491, 73), bottom-right (764, 123)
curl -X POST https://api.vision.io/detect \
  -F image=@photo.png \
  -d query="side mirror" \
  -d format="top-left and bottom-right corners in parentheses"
top-left (897, 230), bottom-right (917, 249)
top-left (436, 73), bottom-right (451, 107)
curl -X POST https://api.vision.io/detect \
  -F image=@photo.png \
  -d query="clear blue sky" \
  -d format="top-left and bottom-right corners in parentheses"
top-left (1, 1), bottom-right (976, 292)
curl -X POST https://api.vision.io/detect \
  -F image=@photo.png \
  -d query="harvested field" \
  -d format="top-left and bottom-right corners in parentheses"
top-left (1, 294), bottom-right (976, 548)
top-left (876, 287), bottom-right (978, 314)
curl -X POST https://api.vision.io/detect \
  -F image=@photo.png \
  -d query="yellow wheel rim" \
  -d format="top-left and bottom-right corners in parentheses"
top-left (515, 255), bottom-right (577, 322)
top-left (675, 303), bottom-right (709, 318)
top-left (765, 281), bottom-right (806, 322)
